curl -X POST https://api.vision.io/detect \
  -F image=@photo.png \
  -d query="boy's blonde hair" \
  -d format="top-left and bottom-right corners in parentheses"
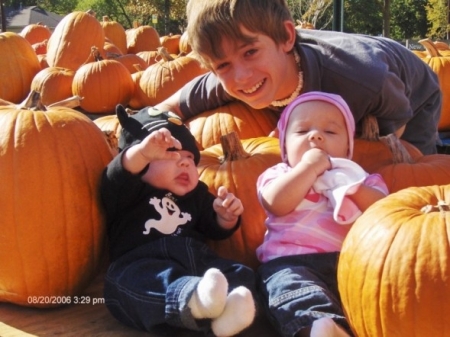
top-left (186, 0), bottom-right (295, 68)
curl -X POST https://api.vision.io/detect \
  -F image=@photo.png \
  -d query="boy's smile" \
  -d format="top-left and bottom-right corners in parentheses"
top-left (210, 24), bottom-right (299, 109)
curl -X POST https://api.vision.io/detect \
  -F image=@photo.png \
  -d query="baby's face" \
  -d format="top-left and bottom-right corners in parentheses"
top-left (285, 101), bottom-right (349, 167)
top-left (142, 150), bottom-right (199, 196)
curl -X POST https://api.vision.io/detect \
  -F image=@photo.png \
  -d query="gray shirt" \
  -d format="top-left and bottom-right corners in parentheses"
top-left (179, 30), bottom-right (441, 154)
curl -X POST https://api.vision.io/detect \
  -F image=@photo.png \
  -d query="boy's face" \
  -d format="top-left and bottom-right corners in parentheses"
top-left (205, 23), bottom-right (297, 110)
top-left (141, 150), bottom-right (199, 196)
top-left (285, 101), bottom-right (350, 167)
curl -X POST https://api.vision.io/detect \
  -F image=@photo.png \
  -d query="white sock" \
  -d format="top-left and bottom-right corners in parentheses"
top-left (310, 317), bottom-right (350, 337)
top-left (211, 286), bottom-right (255, 337)
top-left (188, 268), bottom-right (228, 319)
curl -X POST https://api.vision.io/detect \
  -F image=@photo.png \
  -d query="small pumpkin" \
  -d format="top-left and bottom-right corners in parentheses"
top-left (30, 67), bottom-right (75, 106)
top-left (139, 47), bottom-right (208, 106)
top-left (160, 33), bottom-right (181, 55)
top-left (100, 16), bottom-right (127, 55)
top-left (72, 47), bottom-right (134, 114)
top-left (417, 38), bottom-right (450, 131)
top-left (126, 23), bottom-right (161, 54)
top-left (19, 22), bottom-right (52, 45)
top-left (0, 91), bottom-right (113, 307)
top-left (198, 132), bottom-right (281, 269)
top-left (338, 184), bottom-right (450, 336)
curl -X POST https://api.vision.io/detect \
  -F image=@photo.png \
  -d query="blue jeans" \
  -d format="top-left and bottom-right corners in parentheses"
top-left (257, 252), bottom-right (353, 337)
top-left (104, 236), bottom-right (256, 334)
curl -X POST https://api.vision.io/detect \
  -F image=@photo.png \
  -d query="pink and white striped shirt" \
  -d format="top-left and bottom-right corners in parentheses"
top-left (256, 162), bottom-right (388, 263)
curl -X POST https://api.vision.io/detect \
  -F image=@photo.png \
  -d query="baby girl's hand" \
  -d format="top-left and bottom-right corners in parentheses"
top-left (300, 148), bottom-right (331, 177)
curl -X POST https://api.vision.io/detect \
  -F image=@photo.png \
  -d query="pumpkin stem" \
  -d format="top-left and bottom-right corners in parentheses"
top-left (380, 134), bottom-right (414, 164)
top-left (419, 38), bottom-right (442, 58)
top-left (157, 47), bottom-right (174, 62)
top-left (360, 115), bottom-right (379, 140)
top-left (46, 96), bottom-right (83, 109)
top-left (91, 46), bottom-right (104, 61)
top-left (18, 90), bottom-right (46, 111)
top-left (219, 132), bottom-right (251, 163)
top-left (421, 200), bottom-right (449, 215)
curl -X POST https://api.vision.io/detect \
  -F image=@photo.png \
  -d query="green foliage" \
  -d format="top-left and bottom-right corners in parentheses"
top-left (36, 0), bottom-right (78, 14)
top-left (391, 0), bottom-right (429, 39)
top-left (426, 0), bottom-right (448, 39)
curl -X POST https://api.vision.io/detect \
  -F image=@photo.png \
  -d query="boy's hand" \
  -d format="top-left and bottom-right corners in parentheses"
top-left (137, 128), bottom-right (182, 162)
top-left (214, 186), bottom-right (243, 227)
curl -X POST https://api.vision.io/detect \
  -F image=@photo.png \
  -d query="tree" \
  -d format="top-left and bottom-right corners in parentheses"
top-left (391, 0), bottom-right (429, 39)
top-left (426, 0), bottom-right (449, 39)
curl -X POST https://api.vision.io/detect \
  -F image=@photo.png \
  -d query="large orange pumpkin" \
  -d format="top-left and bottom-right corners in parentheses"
top-left (0, 91), bottom-right (113, 307)
top-left (338, 184), bottom-right (450, 336)
top-left (0, 32), bottom-right (42, 103)
top-left (186, 101), bottom-right (279, 150)
top-left (198, 132), bottom-right (281, 269)
top-left (46, 11), bottom-right (105, 71)
top-left (374, 134), bottom-right (450, 192)
top-left (352, 115), bottom-right (422, 173)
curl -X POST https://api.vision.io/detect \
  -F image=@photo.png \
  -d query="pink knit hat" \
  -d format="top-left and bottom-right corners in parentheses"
top-left (278, 91), bottom-right (355, 162)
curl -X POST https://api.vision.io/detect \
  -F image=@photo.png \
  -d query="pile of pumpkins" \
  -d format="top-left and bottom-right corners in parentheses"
top-left (2, 9), bottom-right (450, 337)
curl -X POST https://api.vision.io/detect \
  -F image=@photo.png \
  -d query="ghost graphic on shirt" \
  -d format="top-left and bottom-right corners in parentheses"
top-left (143, 196), bottom-right (192, 234)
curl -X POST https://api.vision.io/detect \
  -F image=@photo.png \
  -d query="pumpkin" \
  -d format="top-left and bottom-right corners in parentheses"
top-left (136, 50), bottom-right (159, 66)
top-left (0, 32), bottom-right (42, 103)
top-left (160, 33), bottom-right (181, 55)
top-left (338, 184), bottom-right (450, 336)
top-left (139, 47), bottom-right (208, 106)
top-left (37, 54), bottom-right (49, 70)
top-left (31, 39), bottom-right (48, 55)
top-left (107, 53), bottom-right (148, 74)
top-left (93, 113), bottom-right (123, 156)
top-left (198, 132), bottom-right (281, 269)
top-left (418, 38), bottom-right (450, 131)
top-left (179, 31), bottom-right (192, 55)
top-left (0, 91), bottom-right (113, 307)
top-left (104, 40), bottom-right (123, 57)
top-left (186, 101), bottom-right (279, 150)
top-left (128, 69), bottom-right (152, 109)
top-left (19, 22), bottom-right (52, 45)
top-left (100, 16), bottom-right (127, 55)
top-left (352, 115), bottom-right (422, 173)
top-left (72, 47), bottom-right (134, 114)
top-left (375, 135), bottom-right (450, 192)
top-left (46, 11), bottom-right (105, 71)
top-left (30, 67), bottom-right (75, 106)
top-left (126, 23), bottom-right (161, 54)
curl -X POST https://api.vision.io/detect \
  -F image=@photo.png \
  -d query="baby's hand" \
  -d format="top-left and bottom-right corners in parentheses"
top-left (300, 148), bottom-right (331, 177)
top-left (214, 186), bottom-right (243, 225)
top-left (137, 128), bottom-right (182, 162)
